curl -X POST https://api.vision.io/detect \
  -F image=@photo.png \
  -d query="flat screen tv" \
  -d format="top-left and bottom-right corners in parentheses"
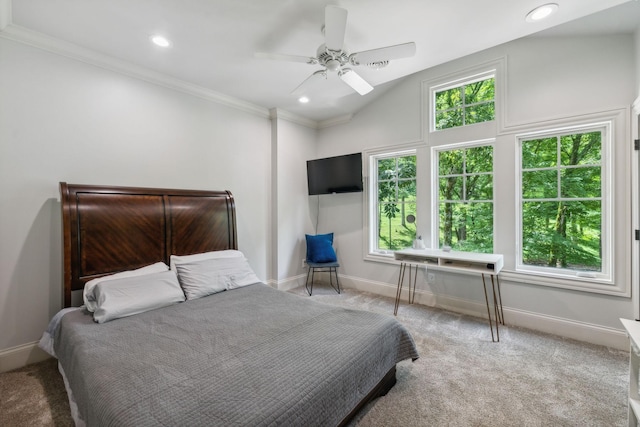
top-left (307, 152), bottom-right (363, 195)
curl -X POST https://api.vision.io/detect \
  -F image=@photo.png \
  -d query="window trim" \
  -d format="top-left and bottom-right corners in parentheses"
top-left (431, 139), bottom-right (496, 251)
top-left (515, 121), bottom-right (613, 284)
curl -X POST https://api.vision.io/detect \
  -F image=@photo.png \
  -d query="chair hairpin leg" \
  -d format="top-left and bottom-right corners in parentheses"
top-left (305, 266), bottom-right (314, 296)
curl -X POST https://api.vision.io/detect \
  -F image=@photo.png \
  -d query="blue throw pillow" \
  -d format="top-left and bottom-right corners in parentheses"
top-left (305, 233), bottom-right (337, 263)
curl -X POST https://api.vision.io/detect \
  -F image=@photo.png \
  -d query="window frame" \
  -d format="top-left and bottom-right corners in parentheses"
top-left (431, 139), bottom-right (496, 252)
top-left (515, 122), bottom-right (613, 284)
top-left (430, 70), bottom-right (496, 133)
top-left (364, 146), bottom-right (419, 261)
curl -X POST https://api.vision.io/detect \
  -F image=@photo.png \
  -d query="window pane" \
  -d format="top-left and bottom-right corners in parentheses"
top-left (522, 137), bottom-right (557, 169)
top-left (437, 144), bottom-right (494, 254)
top-left (398, 179), bottom-right (416, 197)
top-left (465, 102), bottom-right (494, 125)
top-left (397, 155), bottom-right (417, 179)
top-left (522, 201), bottom-right (602, 271)
top-left (561, 167), bottom-right (601, 199)
top-left (560, 132), bottom-right (601, 166)
top-left (465, 78), bottom-right (495, 103)
top-left (374, 153), bottom-right (417, 253)
top-left (378, 181), bottom-right (397, 202)
top-left (433, 76), bottom-right (495, 131)
top-left (439, 150), bottom-right (463, 175)
top-left (377, 158), bottom-right (396, 180)
top-left (465, 146), bottom-right (493, 173)
top-left (378, 201), bottom-right (416, 251)
top-left (439, 202), bottom-right (493, 253)
top-left (435, 87), bottom-right (462, 110)
top-left (436, 108), bottom-right (463, 130)
top-left (466, 174), bottom-right (492, 200)
top-left (439, 176), bottom-right (463, 201)
top-left (522, 170), bottom-right (557, 199)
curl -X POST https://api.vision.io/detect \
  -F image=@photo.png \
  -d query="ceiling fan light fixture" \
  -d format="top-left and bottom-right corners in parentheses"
top-left (525, 3), bottom-right (558, 23)
top-left (326, 59), bottom-right (341, 72)
top-left (150, 35), bottom-right (171, 48)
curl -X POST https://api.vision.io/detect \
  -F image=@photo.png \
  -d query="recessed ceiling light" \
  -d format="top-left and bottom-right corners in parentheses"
top-left (298, 96), bottom-right (310, 103)
top-left (525, 3), bottom-right (558, 23)
top-left (151, 35), bottom-right (171, 48)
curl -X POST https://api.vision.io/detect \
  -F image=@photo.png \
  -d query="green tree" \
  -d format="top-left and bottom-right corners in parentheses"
top-left (521, 132), bottom-right (602, 271)
top-left (438, 146), bottom-right (493, 253)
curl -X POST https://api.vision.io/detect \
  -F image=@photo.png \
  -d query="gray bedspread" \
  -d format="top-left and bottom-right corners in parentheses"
top-left (54, 284), bottom-right (419, 426)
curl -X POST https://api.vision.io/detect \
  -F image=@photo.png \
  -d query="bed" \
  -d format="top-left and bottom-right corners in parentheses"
top-left (41, 182), bottom-right (419, 426)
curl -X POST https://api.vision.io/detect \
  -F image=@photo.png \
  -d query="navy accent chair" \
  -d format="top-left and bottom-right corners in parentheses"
top-left (305, 233), bottom-right (340, 296)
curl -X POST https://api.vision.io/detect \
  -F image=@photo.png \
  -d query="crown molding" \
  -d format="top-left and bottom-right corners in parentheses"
top-left (317, 114), bottom-right (354, 128)
top-left (0, 24), bottom-right (271, 119)
top-left (269, 108), bottom-right (318, 129)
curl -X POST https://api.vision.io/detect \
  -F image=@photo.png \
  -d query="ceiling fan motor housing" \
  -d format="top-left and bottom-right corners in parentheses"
top-left (317, 44), bottom-right (350, 72)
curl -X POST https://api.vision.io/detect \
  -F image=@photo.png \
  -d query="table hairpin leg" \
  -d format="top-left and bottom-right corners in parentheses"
top-left (393, 263), bottom-right (405, 315)
top-left (394, 262), bottom-right (418, 315)
top-left (493, 274), bottom-right (504, 325)
top-left (481, 273), bottom-right (504, 342)
top-left (481, 273), bottom-right (497, 342)
top-left (408, 264), bottom-right (417, 305)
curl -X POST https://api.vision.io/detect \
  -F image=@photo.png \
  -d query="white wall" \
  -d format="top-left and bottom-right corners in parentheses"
top-left (316, 33), bottom-right (637, 346)
top-left (0, 38), bottom-right (272, 360)
top-left (272, 114), bottom-right (318, 284)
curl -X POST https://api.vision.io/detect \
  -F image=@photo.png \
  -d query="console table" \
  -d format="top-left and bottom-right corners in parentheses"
top-left (621, 318), bottom-right (640, 426)
top-left (393, 248), bottom-right (504, 342)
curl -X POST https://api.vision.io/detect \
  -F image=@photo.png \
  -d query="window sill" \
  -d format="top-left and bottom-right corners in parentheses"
top-left (501, 270), bottom-right (628, 297)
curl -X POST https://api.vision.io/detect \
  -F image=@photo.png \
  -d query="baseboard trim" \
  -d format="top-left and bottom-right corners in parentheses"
top-left (274, 274), bottom-right (307, 292)
top-left (0, 341), bottom-right (51, 373)
top-left (339, 274), bottom-right (629, 351)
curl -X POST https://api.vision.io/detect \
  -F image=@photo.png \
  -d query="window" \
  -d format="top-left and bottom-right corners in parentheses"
top-left (434, 143), bottom-right (494, 253)
top-left (517, 124), bottom-right (610, 280)
top-left (369, 151), bottom-right (417, 254)
top-left (433, 75), bottom-right (495, 130)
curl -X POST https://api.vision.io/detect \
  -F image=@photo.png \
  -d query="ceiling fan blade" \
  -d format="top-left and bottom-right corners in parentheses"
top-left (351, 42), bottom-right (416, 65)
top-left (324, 5), bottom-right (348, 51)
top-left (255, 52), bottom-right (317, 65)
top-left (339, 69), bottom-right (373, 95)
top-left (291, 70), bottom-right (327, 96)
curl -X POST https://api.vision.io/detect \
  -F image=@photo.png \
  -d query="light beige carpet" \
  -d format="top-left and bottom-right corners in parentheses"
top-left (0, 286), bottom-right (630, 426)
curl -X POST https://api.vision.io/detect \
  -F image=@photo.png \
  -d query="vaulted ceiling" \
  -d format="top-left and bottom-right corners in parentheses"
top-left (1, 0), bottom-right (639, 125)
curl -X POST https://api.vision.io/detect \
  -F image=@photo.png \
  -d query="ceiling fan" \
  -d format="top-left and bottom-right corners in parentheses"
top-left (255, 5), bottom-right (416, 96)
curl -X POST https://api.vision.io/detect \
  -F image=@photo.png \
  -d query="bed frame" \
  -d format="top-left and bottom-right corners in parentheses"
top-left (58, 182), bottom-right (397, 425)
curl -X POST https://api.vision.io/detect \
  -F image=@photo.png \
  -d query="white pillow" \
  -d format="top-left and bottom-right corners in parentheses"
top-left (170, 249), bottom-right (244, 272)
top-left (84, 262), bottom-right (169, 312)
top-left (175, 256), bottom-right (261, 300)
top-left (92, 270), bottom-right (185, 323)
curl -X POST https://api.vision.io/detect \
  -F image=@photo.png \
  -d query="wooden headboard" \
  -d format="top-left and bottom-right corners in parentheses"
top-left (60, 183), bottom-right (237, 307)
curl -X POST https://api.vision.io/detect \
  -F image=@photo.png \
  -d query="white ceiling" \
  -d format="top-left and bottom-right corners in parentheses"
top-left (2, 0), bottom-right (639, 124)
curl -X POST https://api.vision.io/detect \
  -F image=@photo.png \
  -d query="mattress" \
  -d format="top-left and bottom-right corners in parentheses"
top-left (50, 284), bottom-right (419, 426)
